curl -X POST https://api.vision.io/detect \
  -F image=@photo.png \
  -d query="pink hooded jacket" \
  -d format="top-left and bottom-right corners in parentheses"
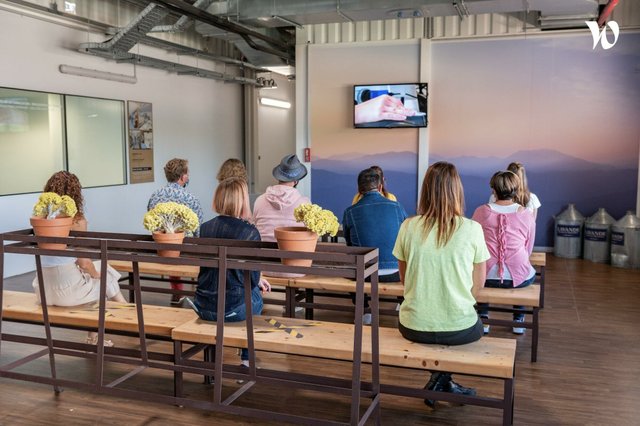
top-left (252, 185), bottom-right (311, 242)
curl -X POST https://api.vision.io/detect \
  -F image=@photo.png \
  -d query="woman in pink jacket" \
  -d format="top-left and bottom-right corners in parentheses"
top-left (472, 171), bottom-right (536, 335)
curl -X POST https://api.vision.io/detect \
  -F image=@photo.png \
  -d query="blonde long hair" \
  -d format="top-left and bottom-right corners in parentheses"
top-left (213, 177), bottom-right (251, 219)
top-left (417, 162), bottom-right (465, 247)
top-left (507, 162), bottom-right (531, 207)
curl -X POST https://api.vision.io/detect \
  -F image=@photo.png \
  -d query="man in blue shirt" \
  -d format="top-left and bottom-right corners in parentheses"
top-left (342, 167), bottom-right (408, 324)
top-left (147, 158), bottom-right (204, 305)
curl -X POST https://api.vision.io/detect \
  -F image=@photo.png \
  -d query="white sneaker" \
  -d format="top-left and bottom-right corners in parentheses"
top-left (362, 313), bottom-right (372, 326)
top-left (480, 314), bottom-right (490, 335)
top-left (281, 306), bottom-right (304, 315)
top-left (512, 317), bottom-right (526, 335)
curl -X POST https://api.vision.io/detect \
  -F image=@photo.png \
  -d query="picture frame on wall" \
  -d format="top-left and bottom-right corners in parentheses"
top-left (127, 100), bottom-right (154, 183)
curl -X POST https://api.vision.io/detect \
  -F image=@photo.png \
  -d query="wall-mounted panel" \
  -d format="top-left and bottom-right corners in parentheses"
top-left (0, 87), bottom-right (65, 196)
top-left (66, 95), bottom-right (126, 188)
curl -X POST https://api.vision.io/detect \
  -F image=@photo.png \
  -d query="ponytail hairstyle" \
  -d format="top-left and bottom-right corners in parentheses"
top-left (507, 162), bottom-right (531, 207)
top-left (417, 162), bottom-right (465, 247)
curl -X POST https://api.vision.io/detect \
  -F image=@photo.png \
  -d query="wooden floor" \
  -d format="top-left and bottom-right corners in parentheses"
top-left (1, 255), bottom-right (639, 425)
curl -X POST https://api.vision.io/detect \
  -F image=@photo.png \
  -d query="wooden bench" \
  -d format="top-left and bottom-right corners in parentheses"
top-left (476, 285), bottom-right (541, 362)
top-left (172, 316), bottom-right (516, 425)
top-left (108, 260), bottom-right (290, 305)
top-left (286, 273), bottom-right (542, 362)
top-left (2, 290), bottom-right (196, 337)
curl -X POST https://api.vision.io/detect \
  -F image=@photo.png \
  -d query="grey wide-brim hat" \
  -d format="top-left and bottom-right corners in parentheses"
top-left (272, 154), bottom-right (308, 182)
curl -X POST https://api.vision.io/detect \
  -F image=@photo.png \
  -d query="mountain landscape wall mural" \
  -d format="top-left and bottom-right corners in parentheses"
top-left (312, 151), bottom-right (418, 221)
top-left (429, 32), bottom-right (640, 247)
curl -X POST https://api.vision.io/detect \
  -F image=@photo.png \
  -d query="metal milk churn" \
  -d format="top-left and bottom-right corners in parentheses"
top-left (554, 204), bottom-right (584, 258)
top-left (611, 211), bottom-right (640, 269)
top-left (583, 208), bottom-right (615, 263)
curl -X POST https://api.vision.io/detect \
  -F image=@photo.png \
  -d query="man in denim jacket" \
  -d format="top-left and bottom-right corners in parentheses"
top-left (342, 168), bottom-right (408, 324)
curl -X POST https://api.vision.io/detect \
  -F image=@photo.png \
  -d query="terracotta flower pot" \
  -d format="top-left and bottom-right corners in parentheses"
top-left (274, 226), bottom-right (318, 267)
top-left (30, 216), bottom-right (74, 250)
top-left (152, 231), bottom-right (185, 257)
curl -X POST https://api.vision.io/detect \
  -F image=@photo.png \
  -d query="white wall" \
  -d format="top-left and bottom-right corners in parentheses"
top-left (0, 10), bottom-right (244, 277)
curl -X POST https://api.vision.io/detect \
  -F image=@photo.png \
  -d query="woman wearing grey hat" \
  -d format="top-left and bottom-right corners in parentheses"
top-left (253, 154), bottom-right (310, 242)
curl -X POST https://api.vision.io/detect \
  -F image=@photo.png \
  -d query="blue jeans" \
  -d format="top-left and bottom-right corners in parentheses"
top-left (478, 274), bottom-right (536, 320)
top-left (198, 286), bottom-right (263, 361)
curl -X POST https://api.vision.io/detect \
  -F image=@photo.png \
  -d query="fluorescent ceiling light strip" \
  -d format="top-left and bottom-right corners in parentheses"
top-left (59, 64), bottom-right (137, 84)
top-left (260, 97), bottom-right (291, 109)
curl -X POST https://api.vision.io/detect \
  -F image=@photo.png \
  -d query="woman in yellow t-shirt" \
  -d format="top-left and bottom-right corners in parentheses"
top-left (393, 162), bottom-right (489, 407)
top-left (351, 165), bottom-right (397, 204)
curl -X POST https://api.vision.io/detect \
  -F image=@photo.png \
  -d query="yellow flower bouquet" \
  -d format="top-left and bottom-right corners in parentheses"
top-left (294, 203), bottom-right (339, 238)
top-left (143, 202), bottom-right (199, 235)
top-left (32, 192), bottom-right (78, 219)
top-left (30, 192), bottom-right (78, 250)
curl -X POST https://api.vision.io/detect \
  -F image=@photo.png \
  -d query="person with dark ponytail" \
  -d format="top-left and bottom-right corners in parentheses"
top-left (490, 162), bottom-right (541, 218)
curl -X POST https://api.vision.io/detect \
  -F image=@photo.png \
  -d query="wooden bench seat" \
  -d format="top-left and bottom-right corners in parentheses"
top-left (108, 260), bottom-right (290, 304)
top-left (476, 284), bottom-right (540, 307)
top-left (172, 316), bottom-right (516, 424)
top-left (2, 290), bottom-right (197, 337)
top-left (172, 316), bottom-right (515, 378)
top-left (286, 275), bottom-right (541, 362)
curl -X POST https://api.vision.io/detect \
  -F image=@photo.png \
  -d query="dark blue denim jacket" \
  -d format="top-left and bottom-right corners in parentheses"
top-left (342, 191), bottom-right (408, 270)
top-left (195, 216), bottom-right (261, 320)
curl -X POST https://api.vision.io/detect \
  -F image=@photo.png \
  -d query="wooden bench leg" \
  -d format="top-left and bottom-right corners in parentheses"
top-left (539, 267), bottom-right (546, 309)
top-left (173, 341), bottom-right (183, 398)
top-left (284, 287), bottom-right (295, 318)
top-left (203, 345), bottom-right (215, 384)
top-left (503, 376), bottom-right (515, 426)
top-left (305, 289), bottom-right (314, 320)
top-left (128, 272), bottom-right (135, 303)
top-left (531, 308), bottom-right (539, 363)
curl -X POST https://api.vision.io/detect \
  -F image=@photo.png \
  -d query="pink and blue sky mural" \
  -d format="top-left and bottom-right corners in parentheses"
top-left (430, 32), bottom-right (639, 246)
top-left (310, 32), bottom-right (639, 247)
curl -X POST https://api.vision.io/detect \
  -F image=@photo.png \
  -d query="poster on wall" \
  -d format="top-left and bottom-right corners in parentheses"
top-left (430, 32), bottom-right (640, 247)
top-left (127, 100), bottom-right (154, 184)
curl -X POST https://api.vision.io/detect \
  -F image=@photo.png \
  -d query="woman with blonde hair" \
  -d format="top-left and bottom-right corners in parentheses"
top-left (193, 177), bottom-right (270, 366)
top-left (33, 171), bottom-right (127, 347)
top-left (473, 171), bottom-right (536, 335)
top-left (489, 162), bottom-right (541, 218)
top-left (393, 162), bottom-right (489, 407)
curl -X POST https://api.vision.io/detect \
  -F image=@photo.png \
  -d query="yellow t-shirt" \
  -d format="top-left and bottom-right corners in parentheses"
top-left (393, 216), bottom-right (489, 332)
top-left (352, 191), bottom-right (397, 205)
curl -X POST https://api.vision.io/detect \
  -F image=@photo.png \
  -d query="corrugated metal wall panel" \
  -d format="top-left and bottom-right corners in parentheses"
top-left (299, 8), bottom-right (639, 46)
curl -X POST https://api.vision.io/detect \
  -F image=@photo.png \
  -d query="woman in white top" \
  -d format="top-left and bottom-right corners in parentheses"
top-left (32, 171), bottom-right (127, 346)
top-left (489, 162), bottom-right (541, 217)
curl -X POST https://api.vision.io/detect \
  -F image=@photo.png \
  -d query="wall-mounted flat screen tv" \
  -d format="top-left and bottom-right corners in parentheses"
top-left (354, 83), bottom-right (428, 128)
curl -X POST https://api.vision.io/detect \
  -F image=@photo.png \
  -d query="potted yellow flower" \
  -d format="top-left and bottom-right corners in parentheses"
top-left (274, 203), bottom-right (339, 267)
top-left (31, 192), bottom-right (78, 250)
top-left (143, 202), bottom-right (199, 257)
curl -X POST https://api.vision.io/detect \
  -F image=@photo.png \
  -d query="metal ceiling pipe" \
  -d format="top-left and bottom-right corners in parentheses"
top-left (150, 0), bottom-right (214, 33)
top-left (151, 0), bottom-right (291, 54)
top-left (80, 46), bottom-right (267, 86)
top-left (597, 0), bottom-right (619, 27)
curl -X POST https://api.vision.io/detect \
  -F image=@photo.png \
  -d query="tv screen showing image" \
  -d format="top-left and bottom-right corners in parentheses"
top-left (354, 83), bottom-right (428, 129)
